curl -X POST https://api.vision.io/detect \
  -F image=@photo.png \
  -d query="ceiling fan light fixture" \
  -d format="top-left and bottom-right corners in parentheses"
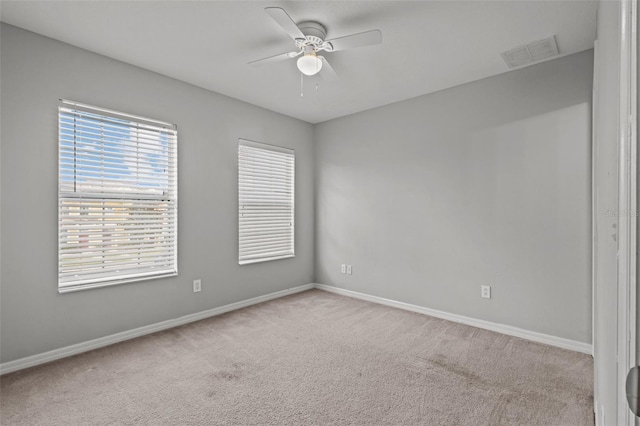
top-left (297, 53), bottom-right (323, 76)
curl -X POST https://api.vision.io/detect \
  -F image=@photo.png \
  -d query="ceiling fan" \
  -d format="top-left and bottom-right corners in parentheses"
top-left (249, 7), bottom-right (383, 79)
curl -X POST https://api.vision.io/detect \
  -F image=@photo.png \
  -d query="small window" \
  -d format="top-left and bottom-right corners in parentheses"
top-left (58, 100), bottom-right (178, 292)
top-left (238, 139), bottom-right (294, 265)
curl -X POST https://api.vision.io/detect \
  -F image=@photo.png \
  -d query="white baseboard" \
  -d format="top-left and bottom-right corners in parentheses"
top-left (314, 284), bottom-right (593, 355)
top-left (0, 282), bottom-right (592, 375)
top-left (0, 283), bottom-right (314, 375)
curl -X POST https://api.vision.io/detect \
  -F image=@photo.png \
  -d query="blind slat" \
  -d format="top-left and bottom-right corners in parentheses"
top-left (239, 244), bottom-right (292, 253)
top-left (61, 249), bottom-right (175, 259)
top-left (60, 135), bottom-right (177, 157)
top-left (239, 228), bottom-right (293, 237)
top-left (60, 156), bottom-right (174, 175)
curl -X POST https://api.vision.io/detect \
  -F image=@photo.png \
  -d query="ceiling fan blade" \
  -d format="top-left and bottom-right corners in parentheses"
top-left (265, 7), bottom-right (306, 42)
top-left (318, 56), bottom-right (338, 81)
top-left (249, 51), bottom-right (301, 66)
top-left (326, 29), bottom-right (382, 52)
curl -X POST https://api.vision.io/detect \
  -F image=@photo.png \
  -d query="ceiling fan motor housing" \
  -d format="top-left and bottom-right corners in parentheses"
top-left (296, 21), bottom-right (327, 47)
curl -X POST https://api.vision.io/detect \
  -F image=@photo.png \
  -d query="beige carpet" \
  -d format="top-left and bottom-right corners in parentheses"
top-left (0, 289), bottom-right (593, 425)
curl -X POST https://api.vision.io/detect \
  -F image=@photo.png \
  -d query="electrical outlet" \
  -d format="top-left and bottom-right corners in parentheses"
top-left (481, 285), bottom-right (491, 299)
top-left (341, 264), bottom-right (346, 274)
top-left (193, 279), bottom-right (201, 293)
top-left (347, 265), bottom-right (352, 275)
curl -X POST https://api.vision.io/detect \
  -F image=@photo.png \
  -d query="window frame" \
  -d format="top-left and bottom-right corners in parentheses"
top-left (57, 100), bottom-right (178, 293)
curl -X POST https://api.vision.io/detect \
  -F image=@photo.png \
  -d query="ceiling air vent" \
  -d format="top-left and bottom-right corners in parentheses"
top-left (501, 36), bottom-right (559, 68)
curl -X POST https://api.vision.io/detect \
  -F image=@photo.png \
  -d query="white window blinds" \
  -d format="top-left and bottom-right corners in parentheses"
top-left (238, 139), bottom-right (294, 265)
top-left (58, 100), bottom-right (178, 292)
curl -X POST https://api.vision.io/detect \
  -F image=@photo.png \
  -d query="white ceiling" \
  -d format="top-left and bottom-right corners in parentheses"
top-left (1, 1), bottom-right (597, 124)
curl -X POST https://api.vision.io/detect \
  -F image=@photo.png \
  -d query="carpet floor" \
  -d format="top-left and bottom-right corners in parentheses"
top-left (0, 289), bottom-right (593, 425)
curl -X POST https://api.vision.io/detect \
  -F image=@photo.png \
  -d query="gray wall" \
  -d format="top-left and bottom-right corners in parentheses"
top-left (0, 24), bottom-right (315, 363)
top-left (315, 50), bottom-right (593, 344)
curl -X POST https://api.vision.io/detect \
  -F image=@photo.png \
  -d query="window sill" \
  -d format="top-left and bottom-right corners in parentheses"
top-left (239, 254), bottom-right (294, 266)
top-left (58, 272), bottom-right (177, 294)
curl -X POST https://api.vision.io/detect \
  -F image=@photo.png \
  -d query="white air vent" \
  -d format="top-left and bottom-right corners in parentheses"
top-left (501, 36), bottom-right (559, 68)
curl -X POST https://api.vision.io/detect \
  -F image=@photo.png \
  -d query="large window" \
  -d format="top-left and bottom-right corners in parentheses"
top-left (58, 100), bottom-right (177, 292)
top-left (238, 139), bottom-right (294, 265)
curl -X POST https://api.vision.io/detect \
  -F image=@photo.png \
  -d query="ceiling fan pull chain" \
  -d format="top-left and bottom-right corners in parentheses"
top-left (300, 72), bottom-right (304, 97)
top-left (316, 82), bottom-right (319, 92)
